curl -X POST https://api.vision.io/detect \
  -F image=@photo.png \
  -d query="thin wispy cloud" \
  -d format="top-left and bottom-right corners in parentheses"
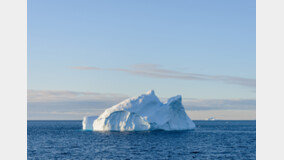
top-left (28, 89), bottom-right (128, 103)
top-left (71, 64), bottom-right (256, 88)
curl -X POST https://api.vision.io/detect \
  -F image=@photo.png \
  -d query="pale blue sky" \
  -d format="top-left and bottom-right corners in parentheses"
top-left (28, 0), bottom-right (255, 119)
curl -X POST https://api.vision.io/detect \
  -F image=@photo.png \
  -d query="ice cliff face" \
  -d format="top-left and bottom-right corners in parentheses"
top-left (83, 90), bottom-right (195, 131)
top-left (82, 116), bottom-right (98, 130)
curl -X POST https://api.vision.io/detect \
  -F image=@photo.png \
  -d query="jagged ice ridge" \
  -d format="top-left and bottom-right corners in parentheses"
top-left (82, 90), bottom-right (195, 131)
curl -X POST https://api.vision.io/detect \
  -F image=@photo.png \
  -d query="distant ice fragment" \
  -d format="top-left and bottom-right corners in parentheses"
top-left (207, 117), bottom-right (216, 121)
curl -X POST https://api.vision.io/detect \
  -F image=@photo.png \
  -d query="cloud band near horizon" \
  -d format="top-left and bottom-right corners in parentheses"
top-left (28, 90), bottom-right (256, 120)
top-left (71, 64), bottom-right (255, 88)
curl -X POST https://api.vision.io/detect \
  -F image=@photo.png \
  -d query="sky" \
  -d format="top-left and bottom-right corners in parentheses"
top-left (28, 0), bottom-right (256, 120)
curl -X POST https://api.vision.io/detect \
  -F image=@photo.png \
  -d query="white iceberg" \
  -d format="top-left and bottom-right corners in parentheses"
top-left (82, 90), bottom-right (195, 131)
top-left (207, 117), bottom-right (216, 121)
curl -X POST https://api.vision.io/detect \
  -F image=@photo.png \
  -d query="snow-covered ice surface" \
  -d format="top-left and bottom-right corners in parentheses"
top-left (83, 90), bottom-right (195, 131)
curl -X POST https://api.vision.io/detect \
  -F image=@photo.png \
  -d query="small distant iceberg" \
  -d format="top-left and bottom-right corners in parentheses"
top-left (207, 117), bottom-right (216, 121)
top-left (82, 90), bottom-right (195, 131)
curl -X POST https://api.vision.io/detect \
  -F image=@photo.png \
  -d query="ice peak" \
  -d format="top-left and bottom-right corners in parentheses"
top-left (166, 95), bottom-right (182, 105)
top-left (146, 90), bottom-right (155, 95)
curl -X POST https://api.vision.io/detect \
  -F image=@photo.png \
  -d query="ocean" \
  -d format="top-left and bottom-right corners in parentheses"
top-left (27, 120), bottom-right (256, 160)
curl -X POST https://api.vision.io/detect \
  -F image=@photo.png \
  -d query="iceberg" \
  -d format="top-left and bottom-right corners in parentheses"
top-left (83, 90), bottom-right (195, 131)
top-left (207, 117), bottom-right (216, 121)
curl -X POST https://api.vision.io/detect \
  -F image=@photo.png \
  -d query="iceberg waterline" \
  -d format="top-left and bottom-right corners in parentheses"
top-left (82, 90), bottom-right (196, 131)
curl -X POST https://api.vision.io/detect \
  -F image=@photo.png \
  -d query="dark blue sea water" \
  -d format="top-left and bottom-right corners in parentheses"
top-left (28, 120), bottom-right (256, 160)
